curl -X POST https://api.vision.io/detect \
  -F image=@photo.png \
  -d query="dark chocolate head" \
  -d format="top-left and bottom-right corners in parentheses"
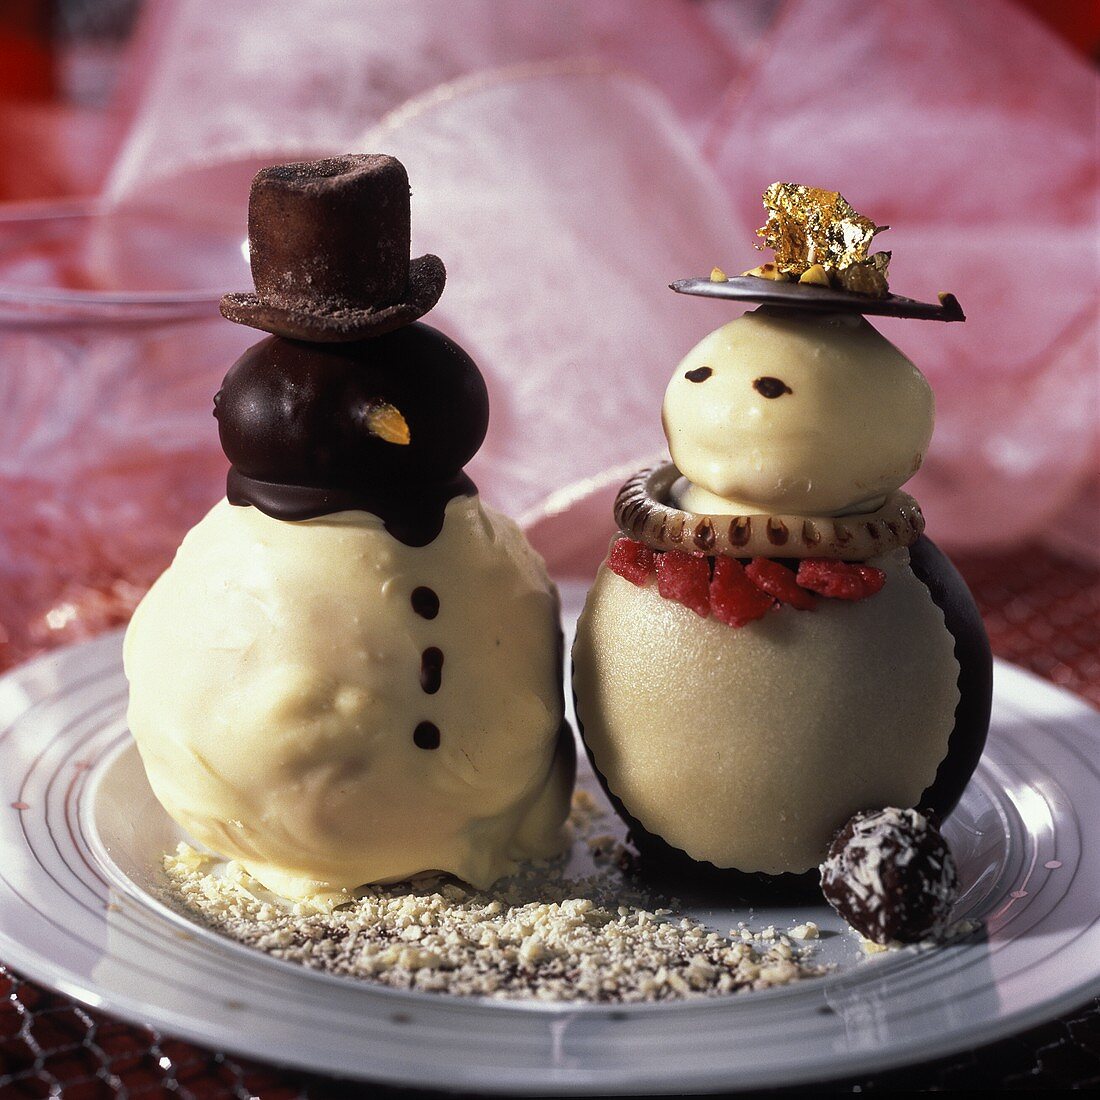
top-left (820, 807), bottom-right (958, 944)
top-left (220, 154), bottom-right (446, 341)
top-left (214, 322), bottom-right (488, 543)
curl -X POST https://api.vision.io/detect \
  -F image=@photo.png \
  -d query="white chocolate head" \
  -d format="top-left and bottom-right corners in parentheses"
top-left (662, 309), bottom-right (934, 516)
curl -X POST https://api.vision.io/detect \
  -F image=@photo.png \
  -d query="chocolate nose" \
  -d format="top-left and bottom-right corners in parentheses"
top-left (363, 402), bottom-right (411, 446)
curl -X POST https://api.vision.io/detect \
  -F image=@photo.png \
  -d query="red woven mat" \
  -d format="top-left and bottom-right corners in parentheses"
top-left (1, 545), bottom-right (1098, 1097)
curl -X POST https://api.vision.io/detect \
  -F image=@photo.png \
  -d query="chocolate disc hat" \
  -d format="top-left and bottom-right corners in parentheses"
top-left (671, 182), bottom-right (964, 322)
top-left (220, 153), bottom-right (446, 341)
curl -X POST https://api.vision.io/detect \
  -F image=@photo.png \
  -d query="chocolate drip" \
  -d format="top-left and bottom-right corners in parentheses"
top-left (420, 647), bottom-right (444, 694)
top-left (227, 469), bottom-right (475, 547)
top-left (411, 587), bottom-right (440, 619)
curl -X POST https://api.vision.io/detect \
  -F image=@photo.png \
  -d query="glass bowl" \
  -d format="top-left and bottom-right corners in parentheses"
top-left (0, 200), bottom-right (253, 666)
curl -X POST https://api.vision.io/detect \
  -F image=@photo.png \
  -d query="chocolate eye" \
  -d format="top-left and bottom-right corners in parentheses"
top-left (685, 366), bottom-right (712, 383)
top-left (753, 376), bottom-right (792, 399)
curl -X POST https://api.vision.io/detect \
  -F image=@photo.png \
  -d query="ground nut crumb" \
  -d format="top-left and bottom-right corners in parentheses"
top-left (161, 800), bottom-right (827, 1004)
top-left (790, 921), bottom-right (820, 941)
top-left (861, 936), bottom-right (891, 955)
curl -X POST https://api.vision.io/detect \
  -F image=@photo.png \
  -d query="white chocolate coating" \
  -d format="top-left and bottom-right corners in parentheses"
top-left (572, 547), bottom-right (960, 875)
top-left (662, 309), bottom-right (934, 516)
top-left (125, 495), bottom-right (572, 897)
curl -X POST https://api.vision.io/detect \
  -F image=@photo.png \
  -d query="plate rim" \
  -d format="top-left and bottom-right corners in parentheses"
top-left (3, 922), bottom-right (1100, 1096)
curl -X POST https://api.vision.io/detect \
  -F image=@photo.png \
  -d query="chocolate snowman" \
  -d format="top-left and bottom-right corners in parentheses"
top-left (572, 185), bottom-right (991, 889)
top-left (125, 155), bottom-right (574, 898)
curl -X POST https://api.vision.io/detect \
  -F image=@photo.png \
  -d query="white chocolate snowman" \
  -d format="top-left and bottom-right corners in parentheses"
top-left (574, 295), bottom-right (990, 880)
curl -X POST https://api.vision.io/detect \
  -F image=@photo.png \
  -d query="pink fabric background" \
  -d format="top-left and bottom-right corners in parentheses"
top-left (1, 0), bottom-right (1097, 662)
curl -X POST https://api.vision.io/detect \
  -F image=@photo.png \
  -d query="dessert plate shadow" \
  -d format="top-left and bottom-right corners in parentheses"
top-left (1, 591), bottom-right (1098, 1095)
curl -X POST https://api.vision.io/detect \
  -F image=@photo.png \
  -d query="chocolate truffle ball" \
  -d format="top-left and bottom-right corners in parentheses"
top-left (215, 322), bottom-right (489, 492)
top-left (820, 807), bottom-right (959, 945)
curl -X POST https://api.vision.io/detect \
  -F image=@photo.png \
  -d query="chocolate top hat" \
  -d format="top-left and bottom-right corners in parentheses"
top-left (220, 154), bottom-right (446, 342)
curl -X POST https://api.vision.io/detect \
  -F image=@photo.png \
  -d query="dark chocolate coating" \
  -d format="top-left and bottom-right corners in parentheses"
top-left (420, 647), bottom-right (444, 694)
top-left (820, 807), bottom-right (959, 943)
top-left (572, 534), bottom-right (992, 895)
top-left (910, 536), bottom-right (993, 818)
top-left (215, 322), bottom-right (489, 545)
top-left (669, 276), bottom-right (965, 322)
top-left (413, 721), bottom-right (441, 750)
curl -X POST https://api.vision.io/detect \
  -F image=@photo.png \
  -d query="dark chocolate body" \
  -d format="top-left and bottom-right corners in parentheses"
top-left (215, 322), bottom-right (489, 545)
top-left (572, 535), bottom-right (992, 896)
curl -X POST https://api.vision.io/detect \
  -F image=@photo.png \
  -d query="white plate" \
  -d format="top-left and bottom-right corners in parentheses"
top-left (1, 591), bottom-right (1099, 1095)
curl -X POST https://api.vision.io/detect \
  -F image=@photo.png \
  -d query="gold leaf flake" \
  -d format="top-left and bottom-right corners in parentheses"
top-left (757, 182), bottom-right (886, 279)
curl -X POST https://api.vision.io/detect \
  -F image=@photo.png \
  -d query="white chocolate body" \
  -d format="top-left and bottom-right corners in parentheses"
top-left (125, 495), bottom-right (572, 898)
top-left (663, 310), bottom-right (934, 516)
top-left (572, 548), bottom-right (959, 875)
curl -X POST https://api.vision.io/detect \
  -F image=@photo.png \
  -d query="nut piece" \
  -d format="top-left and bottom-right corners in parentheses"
top-left (740, 262), bottom-right (789, 281)
top-left (789, 921), bottom-right (820, 941)
top-left (365, 401), bottom-right (411, 445)
top-left (709, 266), bottom-right (729, 283)
top-left (798, 263), bottom-right (830, 286)
top-left (836, 252), bottom-right (891, 299)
